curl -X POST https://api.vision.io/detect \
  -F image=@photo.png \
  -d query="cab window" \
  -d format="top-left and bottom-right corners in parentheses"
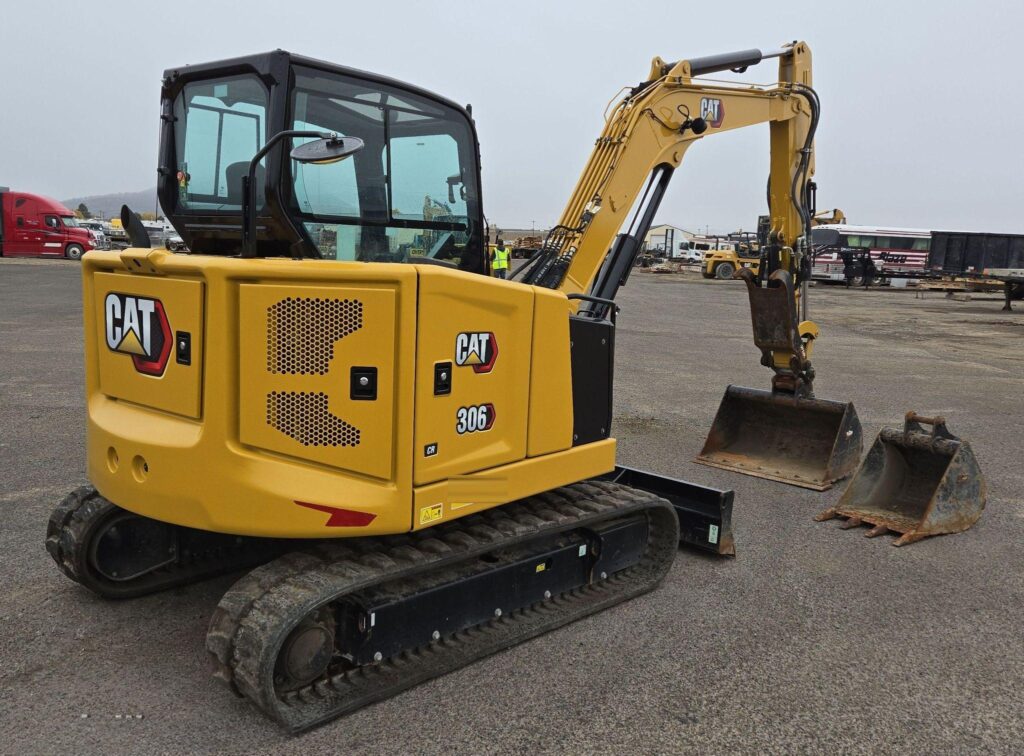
top-left (44, 215), bottom-right (60, 229)
top-left (389, 130), bottom-right (467, 221)
top-left (173, 75), bottom-right (268, 210)
top-left (287, 65), bottom-right (481, 269)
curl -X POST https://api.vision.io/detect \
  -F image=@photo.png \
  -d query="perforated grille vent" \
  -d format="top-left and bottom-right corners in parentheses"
top-left (267, 297), bottom-right (363, 375)
top-left (266, 391), bottom-right (361, 447)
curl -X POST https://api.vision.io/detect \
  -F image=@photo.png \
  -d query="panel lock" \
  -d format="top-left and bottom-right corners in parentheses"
top-left (434, 362), bottom-right (452, 395)
top-left (350, 366), bottom-right (378, 400)
top-left (175, 331), bottom-right (191, 366)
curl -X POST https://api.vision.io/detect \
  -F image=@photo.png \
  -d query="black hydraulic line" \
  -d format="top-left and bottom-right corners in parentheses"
top-left (586, 165), bottom-right (674, 313)
top-left (790, 84), bottom-right (820, 321)
top-left (515, 219), bottom-right (591, 285)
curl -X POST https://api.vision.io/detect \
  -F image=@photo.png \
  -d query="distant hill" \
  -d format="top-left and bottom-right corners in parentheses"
top-left (62, 188), bottom-right (159, 220)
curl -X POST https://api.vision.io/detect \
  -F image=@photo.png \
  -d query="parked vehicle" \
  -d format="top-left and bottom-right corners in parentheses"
top-left (669, 239), bottom-right (703, 263)
top-left (928, 230), bottom-right (1024, 277)
top-left (166, 232), bottom-right (187, 251)
top-left (511, 235), bottom-right (542, 259)
top-left (0, 189), bottom-right (96, 260)
top-left (698, 238), bottom-right (760, 279)
top-left (810, 224), bottom-right (930, 284)
top-left (77, 219), bottom-right (111, 250)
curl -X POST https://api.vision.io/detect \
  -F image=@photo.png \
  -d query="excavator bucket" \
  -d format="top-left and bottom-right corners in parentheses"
top-left (816, 413), bottom-right (986, 546)
top-left (696, 386), bottom-right (863, 490)
top-left (697, 268), bottom-right (863, 489)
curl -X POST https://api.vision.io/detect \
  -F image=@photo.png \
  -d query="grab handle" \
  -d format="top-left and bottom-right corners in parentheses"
top-left (904, 411), bottom-right (955, 442)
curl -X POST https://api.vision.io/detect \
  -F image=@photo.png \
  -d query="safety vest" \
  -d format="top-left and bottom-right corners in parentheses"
top-left (493, 246), bottom-right (510, 270)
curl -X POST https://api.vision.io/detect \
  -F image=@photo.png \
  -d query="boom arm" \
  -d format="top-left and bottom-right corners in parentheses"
top-left (521, 42), bottom-right (820, 396)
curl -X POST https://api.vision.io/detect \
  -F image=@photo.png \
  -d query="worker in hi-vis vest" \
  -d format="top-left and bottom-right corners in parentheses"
top-left (491, 239), bottom-right (511, 279)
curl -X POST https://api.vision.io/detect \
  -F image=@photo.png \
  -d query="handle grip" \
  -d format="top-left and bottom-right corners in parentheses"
top-left (905, 412), bottom-right (945, 427)
top-left (904, 411), bottom-right (957, 443)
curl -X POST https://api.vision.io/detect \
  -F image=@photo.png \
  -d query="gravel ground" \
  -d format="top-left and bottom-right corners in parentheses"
top-left (1, 258), bottom-right (1021, 754)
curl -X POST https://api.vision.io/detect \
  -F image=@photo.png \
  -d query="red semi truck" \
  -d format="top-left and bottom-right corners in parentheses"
top-left (0, 188), bottom-right (96, 260)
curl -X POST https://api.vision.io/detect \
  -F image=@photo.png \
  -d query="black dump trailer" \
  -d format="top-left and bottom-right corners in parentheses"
top-left (929, 231), bottom-right (1024, 310)
top-left (928, 231), bottom-right (1024, 276)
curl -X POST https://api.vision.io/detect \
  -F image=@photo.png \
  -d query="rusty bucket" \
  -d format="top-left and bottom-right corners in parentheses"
top-left (696, 385), bottom-right (863, 490)
top-left (816, 413), bottom-right (986, 546)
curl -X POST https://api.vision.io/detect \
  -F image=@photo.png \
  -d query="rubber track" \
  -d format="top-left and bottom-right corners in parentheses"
top-left (45, 486), bottom-right (289, 599)
top-left (207, 481), bottom-right (680, 732)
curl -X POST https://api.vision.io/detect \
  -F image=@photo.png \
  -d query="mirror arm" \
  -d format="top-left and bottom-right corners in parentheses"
top-left (241, 129), bottom-right (332, 259)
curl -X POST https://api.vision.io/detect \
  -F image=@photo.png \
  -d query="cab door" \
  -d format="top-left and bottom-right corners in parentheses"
top-left (40, 214), bottom-right (65, 256)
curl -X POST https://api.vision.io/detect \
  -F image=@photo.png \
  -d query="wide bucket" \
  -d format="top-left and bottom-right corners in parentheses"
top-left (816, 413), bottom-right (986, 546)
top-left (696, 385), bottom-right (863, 490)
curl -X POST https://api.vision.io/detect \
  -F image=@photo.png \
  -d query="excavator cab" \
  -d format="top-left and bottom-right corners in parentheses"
top-left (158, 51), bottom-right (487, 271)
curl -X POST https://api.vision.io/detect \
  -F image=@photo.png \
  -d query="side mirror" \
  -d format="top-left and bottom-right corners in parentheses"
top-left (243, 131), bottom-right (365, 259)
top-left (290, 136), bottom-right (365, 165)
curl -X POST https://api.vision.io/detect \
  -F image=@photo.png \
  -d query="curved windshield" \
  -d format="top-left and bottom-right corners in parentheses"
top-left (289, 65), bottom-right (481, 269)
top-left (60, 216), bottom-right (80, 227)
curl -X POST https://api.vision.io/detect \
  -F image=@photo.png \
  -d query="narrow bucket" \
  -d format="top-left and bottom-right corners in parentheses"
top-left (816, 413), bottom-right (986, 546)
top-left (696, 385), bottom-right (863, 490)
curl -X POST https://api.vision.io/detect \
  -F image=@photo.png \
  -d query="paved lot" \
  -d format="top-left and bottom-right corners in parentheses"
top-left (1, 258), bottom-right (1021, 754)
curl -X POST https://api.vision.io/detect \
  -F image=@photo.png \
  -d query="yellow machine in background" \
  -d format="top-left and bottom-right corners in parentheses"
top-left (47, 44), bottom-right (857, 731)
top-left (702, 244), bottom-right (762, 279)
top-left (813, 208), bottom-right (846, 226)
top-left (700, 208), bottom-right (844, 280)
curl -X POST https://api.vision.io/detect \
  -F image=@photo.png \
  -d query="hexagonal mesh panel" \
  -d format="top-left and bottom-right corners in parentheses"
top-left (266, 391), bottom-right (361, 447)
top-left (267, 297), bottom-right (363, 375)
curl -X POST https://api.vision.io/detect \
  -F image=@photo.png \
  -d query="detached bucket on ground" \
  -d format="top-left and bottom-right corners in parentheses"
top-left (696, 385), bottom-right (863, 490)
top-left (816, 413), bottom-right (986, 546)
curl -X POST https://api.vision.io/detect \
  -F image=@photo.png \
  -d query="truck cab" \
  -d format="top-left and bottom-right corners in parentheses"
top-left (0, 189), bottom-right (96, 260)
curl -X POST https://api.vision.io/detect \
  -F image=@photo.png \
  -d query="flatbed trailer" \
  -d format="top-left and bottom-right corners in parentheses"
top-left (983, 269), bottom-right (1024, 311)
top-left (927, 231), bottom-right (1024, 310)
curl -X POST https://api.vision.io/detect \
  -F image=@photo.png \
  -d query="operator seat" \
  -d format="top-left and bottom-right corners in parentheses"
top-left (225, 162), bottom-right (266, 204)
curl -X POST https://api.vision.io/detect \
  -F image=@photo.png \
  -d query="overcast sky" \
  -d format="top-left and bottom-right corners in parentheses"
top-left (1, 0), bottom-right (1020, 233)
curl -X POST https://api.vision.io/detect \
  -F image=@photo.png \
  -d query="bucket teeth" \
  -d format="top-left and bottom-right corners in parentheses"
top-left (814, 413), bottom-right (986, 547)
top-left (893, 532), bottom-right (928, 547)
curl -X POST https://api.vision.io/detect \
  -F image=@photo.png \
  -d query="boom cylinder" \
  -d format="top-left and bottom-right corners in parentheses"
top-left (664, 47), bottom-right (790, 77)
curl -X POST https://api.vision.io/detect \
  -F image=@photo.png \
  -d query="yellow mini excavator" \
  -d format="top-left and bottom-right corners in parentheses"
top-left (46, 43), bottom-right (858, 730)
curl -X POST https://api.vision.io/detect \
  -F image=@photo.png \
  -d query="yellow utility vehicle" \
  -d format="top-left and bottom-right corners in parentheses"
top-left (47, 44), bottom-right (859, 730)
top-left (701, 243), bottom-right (762, 279)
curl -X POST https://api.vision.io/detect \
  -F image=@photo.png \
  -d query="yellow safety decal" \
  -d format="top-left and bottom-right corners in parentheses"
top-left (535, 562), bottom-right (547, 573)
top-left (420, 503), bottom-right (444, 525)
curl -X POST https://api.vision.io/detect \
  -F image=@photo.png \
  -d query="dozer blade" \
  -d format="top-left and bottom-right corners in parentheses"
top-left (816, 413), bottom-right (986, 546)
top-left (696, 385), bottom-right (863, 490)
top-left (600, 465), bottom-right (735, 555)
